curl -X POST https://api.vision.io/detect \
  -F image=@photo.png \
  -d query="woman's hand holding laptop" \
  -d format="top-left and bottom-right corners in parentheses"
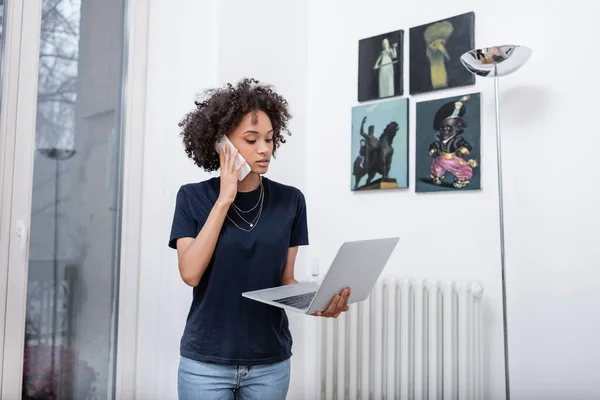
top-left (313, 287), bottom-right (352, 318)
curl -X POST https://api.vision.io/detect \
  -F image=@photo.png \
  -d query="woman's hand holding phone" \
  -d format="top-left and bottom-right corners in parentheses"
top-left (217, 145), bottom-right (245, 205)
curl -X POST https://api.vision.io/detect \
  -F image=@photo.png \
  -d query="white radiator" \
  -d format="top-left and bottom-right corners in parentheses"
top-left (317, 278), bottom-right (484, 400)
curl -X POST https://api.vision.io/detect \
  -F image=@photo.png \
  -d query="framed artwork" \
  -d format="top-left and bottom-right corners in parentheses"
top-left (358, 30), bottom-right (404, 102)
top-left (409, 12), bottom-right (475, 95)
top-left (415, 93), bottom-right (481, 193)
top-left (351, 98), bottom-right (409, 191)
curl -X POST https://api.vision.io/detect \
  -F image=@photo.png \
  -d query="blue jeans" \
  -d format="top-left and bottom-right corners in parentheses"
top-left (178, 356), bottom-right (291, 400)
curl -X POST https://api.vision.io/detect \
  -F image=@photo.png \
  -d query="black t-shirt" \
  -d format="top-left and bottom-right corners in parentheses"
top-left (168, 176), bottom-right (309, 365)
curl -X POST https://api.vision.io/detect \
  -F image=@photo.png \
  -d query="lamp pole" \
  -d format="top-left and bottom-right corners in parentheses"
top-left (460, 45), bottom-right (532, 400)
top-left (36, 146), bottom-right (76, 386)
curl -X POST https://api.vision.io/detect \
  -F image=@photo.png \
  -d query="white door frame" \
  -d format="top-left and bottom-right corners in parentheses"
top-left (0, 0), bottom-right (43, 396)
top-left (113, 0), bottom-right (150, 398)
top-left (0, 0), bottom-right (27, 387)
top-left (0, 0), bottom-right (149, 398)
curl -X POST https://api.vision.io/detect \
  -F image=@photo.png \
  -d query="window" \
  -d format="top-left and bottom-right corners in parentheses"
top-left (22, 1), bottom-right (127, 398)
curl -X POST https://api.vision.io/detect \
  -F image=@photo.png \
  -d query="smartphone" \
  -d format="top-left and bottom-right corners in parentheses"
top-left (214, 135), bottom-right (252, 181)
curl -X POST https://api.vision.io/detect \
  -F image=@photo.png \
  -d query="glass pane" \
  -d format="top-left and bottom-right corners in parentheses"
top-left (23, 0), bottom-right (126, 399)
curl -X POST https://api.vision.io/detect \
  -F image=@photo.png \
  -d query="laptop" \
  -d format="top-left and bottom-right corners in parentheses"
top-left (241, 237), bottom-right (399, 315)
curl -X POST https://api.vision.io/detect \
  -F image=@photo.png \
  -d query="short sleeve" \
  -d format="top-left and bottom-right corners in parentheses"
top-left (289, 190), bottom-right (309, 247)
top-left (168, 186), bottom-right (198, 249)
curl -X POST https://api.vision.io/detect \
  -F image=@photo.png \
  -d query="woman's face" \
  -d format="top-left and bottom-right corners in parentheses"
top-left (227, 110), bottom-right (274, 175)
top-left (382, 38), bottom-right (390, 50)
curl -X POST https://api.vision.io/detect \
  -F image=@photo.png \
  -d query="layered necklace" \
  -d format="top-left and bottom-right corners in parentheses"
top-left (226, 177), bottom-right (264, 232)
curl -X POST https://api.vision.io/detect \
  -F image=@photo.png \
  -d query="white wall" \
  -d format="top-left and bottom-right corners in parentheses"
top-left (305, 1), bottom-right (505, 397)
top-left (136, 0), bottom-right (219, 398)
top-left (305, 1), bottom-right (600, 400)
top-left (137, 0), bottom-right (600, 399)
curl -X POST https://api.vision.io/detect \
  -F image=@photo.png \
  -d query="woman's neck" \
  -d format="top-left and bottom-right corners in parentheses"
top-left (237, 173), bottom-right (261, 193)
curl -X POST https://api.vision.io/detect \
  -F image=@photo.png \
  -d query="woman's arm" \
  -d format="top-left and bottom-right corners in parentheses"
top-left (281, 247), bottom-right (299, 286)
top-left (176, 146), bottom-right (244, 287)
top-left (176, 199), bottom-right (231, 287)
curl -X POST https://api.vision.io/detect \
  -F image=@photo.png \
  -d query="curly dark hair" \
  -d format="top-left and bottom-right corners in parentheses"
top-left (178, 78), bottom-right (292, 172)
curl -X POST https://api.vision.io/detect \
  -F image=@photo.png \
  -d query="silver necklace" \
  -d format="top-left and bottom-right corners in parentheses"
top-left (231, 200), bottom-right (262, 227)
top-left (226, 178), bottom-right (264, 232)
top-left (226, 199), bottom-right (264, 232)
top-left (232, 183), bottom-right (263, 214)
top-left (232, 178), bottom-right (263, 222)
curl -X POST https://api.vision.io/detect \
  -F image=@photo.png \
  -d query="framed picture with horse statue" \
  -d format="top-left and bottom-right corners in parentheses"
top-left (350, 98), bottom-right (409, 191)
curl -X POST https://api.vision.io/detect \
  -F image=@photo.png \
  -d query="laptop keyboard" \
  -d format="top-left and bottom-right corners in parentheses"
top-left (273, 291), bottom-right (316, 309)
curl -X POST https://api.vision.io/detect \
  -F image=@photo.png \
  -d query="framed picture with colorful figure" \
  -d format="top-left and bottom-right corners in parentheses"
top-left (351, 98), bottom-right (409, 191)
top-left (415, 93), bottom-right (481, 193)
top-left (358, 30), bottom-right (404, 102)
top-left (409, 12), bottom-right (475, 95)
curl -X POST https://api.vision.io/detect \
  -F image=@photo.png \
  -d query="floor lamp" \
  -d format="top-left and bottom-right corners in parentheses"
top-left (460, 45), bottom-right (532, 400)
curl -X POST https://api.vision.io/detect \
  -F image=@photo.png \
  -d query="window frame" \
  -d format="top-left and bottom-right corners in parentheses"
top-left (0, 0), bottom-right (149, 398)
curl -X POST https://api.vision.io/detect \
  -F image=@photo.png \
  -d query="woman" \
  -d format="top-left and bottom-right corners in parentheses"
top-left (169, 78), bottom-right (350, 400)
